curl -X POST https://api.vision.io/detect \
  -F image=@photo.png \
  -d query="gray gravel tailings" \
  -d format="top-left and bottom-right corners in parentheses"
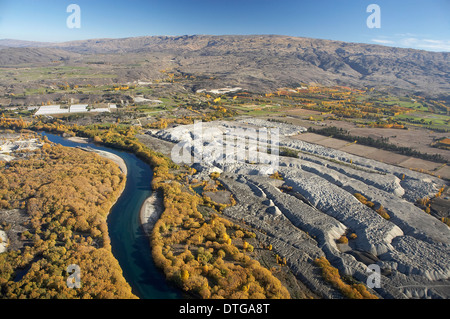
top-left (148, 120), bottom-right (450, 299)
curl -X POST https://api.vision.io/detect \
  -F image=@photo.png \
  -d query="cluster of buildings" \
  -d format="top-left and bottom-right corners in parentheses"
top-left (34, 104), bottom-right (117, 116)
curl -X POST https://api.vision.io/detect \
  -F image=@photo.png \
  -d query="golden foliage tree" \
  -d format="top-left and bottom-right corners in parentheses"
top-left (0, 142), bottom-right (135, 299)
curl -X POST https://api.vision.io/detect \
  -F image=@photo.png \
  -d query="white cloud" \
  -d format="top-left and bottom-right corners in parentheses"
top-left (416, 39), bottom-right (450, 52)
top-left (371, 38), bottom-right (395, 44)
top-left (423, 39), bottom-right (442, 44)
top-left (371, 36), bottom-right (450, 52)
top-left (394, 33), bottom-right (420, 38)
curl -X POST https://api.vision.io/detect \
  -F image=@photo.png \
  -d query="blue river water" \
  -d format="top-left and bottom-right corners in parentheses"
top-left (41, 132), bottom-right (181, 299)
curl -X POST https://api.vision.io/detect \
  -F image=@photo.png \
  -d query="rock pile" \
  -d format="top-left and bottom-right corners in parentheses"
top-left (149, 119), bottom-right (450, 299)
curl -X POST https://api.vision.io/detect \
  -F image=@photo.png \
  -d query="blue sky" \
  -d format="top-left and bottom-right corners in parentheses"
top-left (0, 0), bottom-right (449, 51)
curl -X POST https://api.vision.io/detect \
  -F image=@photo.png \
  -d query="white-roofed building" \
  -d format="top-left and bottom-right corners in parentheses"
top-left (35, 105), bottom-right (69, 116)
top-left (34, 103), bottom-right (117, 116)
top-left (69, 104), bottom-right (88, 113)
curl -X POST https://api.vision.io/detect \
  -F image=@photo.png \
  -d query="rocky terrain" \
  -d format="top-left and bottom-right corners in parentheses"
top-left (147, 119), bottom-right (450, 299)
top-left (1, 35), bottom-right (449, 97)
top-left (0, 135), bottom-right (43, 162)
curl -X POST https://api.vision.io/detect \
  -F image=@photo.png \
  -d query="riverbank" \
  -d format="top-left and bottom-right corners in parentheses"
top-left (140, 190), bottom-right (164, 236)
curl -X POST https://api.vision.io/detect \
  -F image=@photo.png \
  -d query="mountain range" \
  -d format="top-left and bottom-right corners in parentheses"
top-left (0, 35), bottom-right (449, 97)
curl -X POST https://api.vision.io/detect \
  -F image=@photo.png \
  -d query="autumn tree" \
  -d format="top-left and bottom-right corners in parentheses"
top-left (0, 142), bottom-right (135, 299)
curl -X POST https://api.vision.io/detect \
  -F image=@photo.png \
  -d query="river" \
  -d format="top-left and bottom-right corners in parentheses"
top-left (41, 133), bottom-right (181, 299)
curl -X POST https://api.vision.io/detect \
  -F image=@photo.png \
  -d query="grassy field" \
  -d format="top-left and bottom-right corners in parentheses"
top-left (395, 112), bottom-right (449, 131)
top-left (382, 99), bottom-right (427, 111)
top-left (0, 66), bottom-right (117, 84)
top-left (3, 66), bottom-right (449, 134)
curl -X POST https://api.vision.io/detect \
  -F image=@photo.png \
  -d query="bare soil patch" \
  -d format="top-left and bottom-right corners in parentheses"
top-left (398, 158), bottom-right (443, 172)
top-left (137, 133), bottom-right (175, 158)
top-left (435, 165), bottom-right (450, 180)
top-left (0, 209), bottom-right (31, 251)
top-left (339, 144), bottom-right (379, 157)
top-left (362, 149), bottom-right (410, 165)
top-left (204, 190), bottom-right (232, 205)
top-left (291, 132), bottom-right (328, 143)
top-left (314, 137), bottom-right (349, 149)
